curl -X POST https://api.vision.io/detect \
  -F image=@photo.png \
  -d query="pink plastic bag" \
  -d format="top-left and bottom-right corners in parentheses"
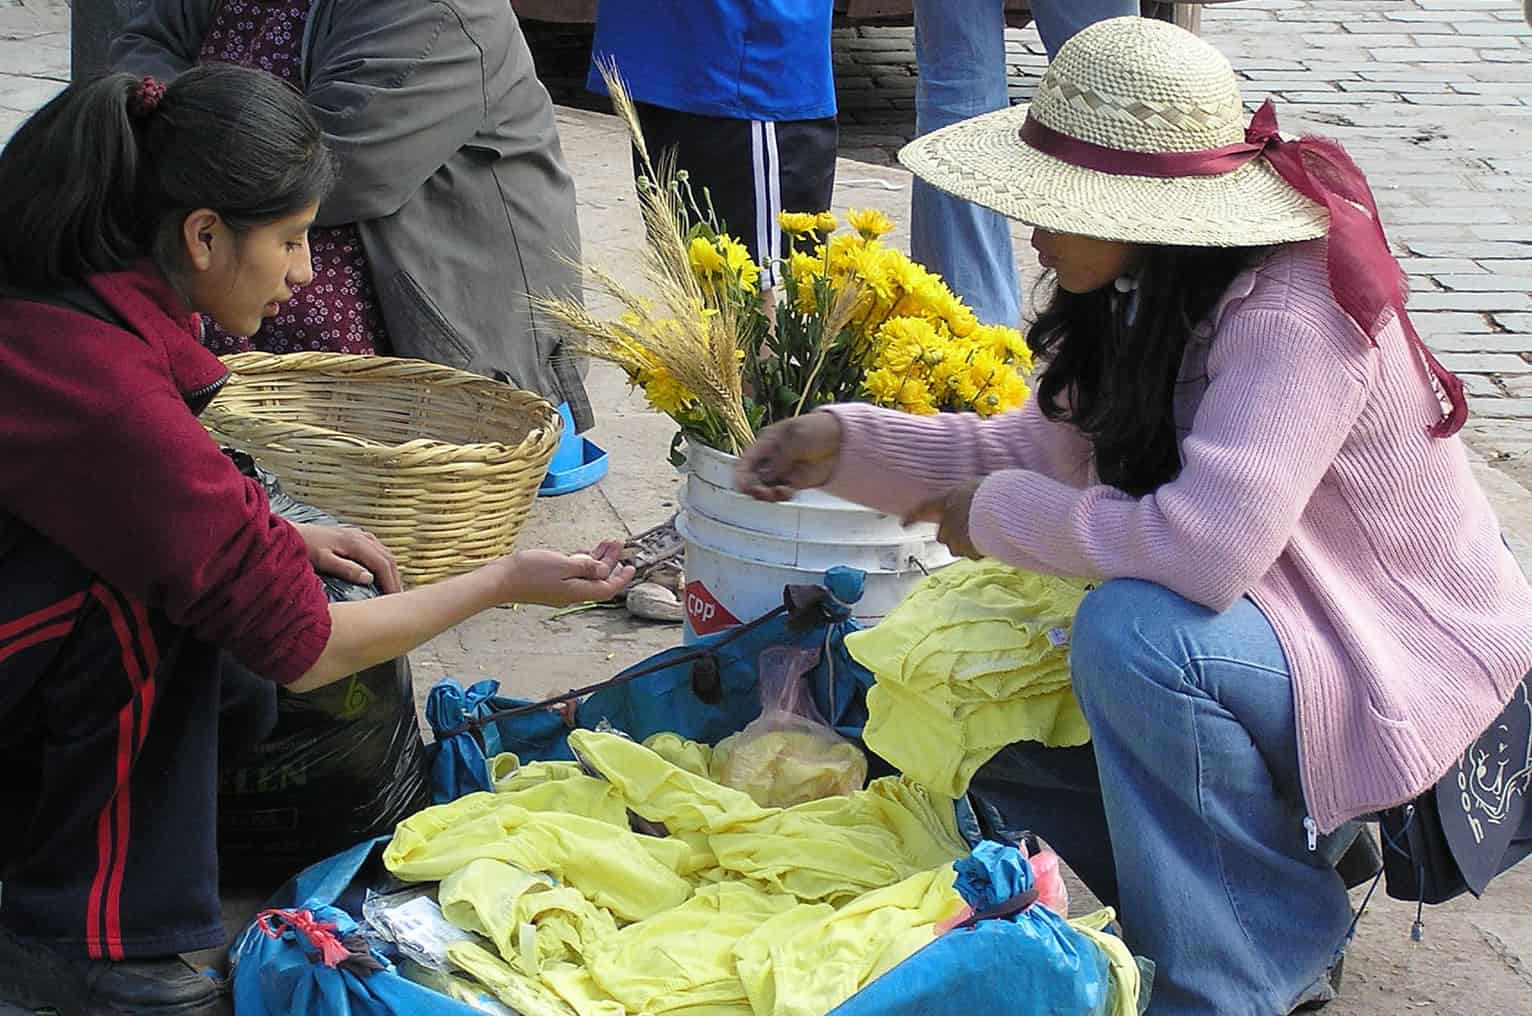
top-left (1025, 842), bottom-right (1070, 917)
top-left (710, 647), bottom-right (868, 808)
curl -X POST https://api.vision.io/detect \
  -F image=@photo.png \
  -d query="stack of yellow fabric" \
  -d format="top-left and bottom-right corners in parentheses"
top-left (845, 561), bottom-right (1093, 799)
top-left (382, 731), bottom-right (976, 1015)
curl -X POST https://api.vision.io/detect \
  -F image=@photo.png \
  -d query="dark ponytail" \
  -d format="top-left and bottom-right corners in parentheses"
top-left (0, 64), bottom-right (336, 290)
top-left (1026, 244), bottom-right (1267, 497)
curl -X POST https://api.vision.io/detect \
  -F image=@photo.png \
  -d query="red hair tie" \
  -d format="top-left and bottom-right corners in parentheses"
top-left (127, 76), bottom-right (166, 120)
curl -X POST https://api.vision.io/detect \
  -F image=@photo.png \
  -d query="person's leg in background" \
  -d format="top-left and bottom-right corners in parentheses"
top-left (910, 0), bottom-right (1141, 329)
top-left (910, 0), bottom-right (1018, 328)
top-left (1068, 579), bottom-right (1354, 1015)
top-left (1030, 0), bottom-right (1141, 58)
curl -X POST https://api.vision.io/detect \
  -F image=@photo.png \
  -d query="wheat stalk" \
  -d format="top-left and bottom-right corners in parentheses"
top-left (537, 62), bottom-right (754, 452)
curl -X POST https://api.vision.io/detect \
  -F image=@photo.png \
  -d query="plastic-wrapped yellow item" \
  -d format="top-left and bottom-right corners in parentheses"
top-left (641, 732), bottom-right (713, 779)
top-left (1070, 907), bottom-right (1142, 1016)
top-left (568, 730), bottom-right (968, 905)
top-left (846, 560), bottom-right (1092, 798)
top-left (733, 866), bottom-right (967, 1016)
top-left (711, 728), bottom-right (867, 809)
top-left (708, 648), bottom-right (868, 808)
top-left (584, 882), bottom-right (796, 1014)
top-left (487, 755), bottom-right (630, 826)
top-left (445, 940), bottom-right (587, 1016)
top-left (383, 791), bottom-right (692, 922)
top-left (439, 859), bottom-right (616, 972)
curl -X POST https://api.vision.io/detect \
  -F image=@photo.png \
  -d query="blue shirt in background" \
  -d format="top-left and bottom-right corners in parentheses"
top-left (587, 1), bottom-right (837, 121)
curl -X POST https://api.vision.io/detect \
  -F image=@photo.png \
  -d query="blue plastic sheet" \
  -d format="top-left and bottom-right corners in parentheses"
top-left (229, 840), bottom-right (481, 1016)
top-left (832, 842), bottom-right (1112, 1016)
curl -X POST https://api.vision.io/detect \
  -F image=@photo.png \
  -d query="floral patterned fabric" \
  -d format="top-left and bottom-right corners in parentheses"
top-left (197, 0), bottom-right (387, 355)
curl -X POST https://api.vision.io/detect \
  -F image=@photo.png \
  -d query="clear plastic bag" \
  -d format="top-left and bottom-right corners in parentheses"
top-left (710, 647), bottom-right (867, 808)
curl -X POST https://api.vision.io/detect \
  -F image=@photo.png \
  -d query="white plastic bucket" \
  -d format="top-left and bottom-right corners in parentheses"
top-left (676, 442), bottom-right (952, 642)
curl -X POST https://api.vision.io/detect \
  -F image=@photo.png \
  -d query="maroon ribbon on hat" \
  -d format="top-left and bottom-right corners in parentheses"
top-left (1021, 99), bottom-right (1466, 437)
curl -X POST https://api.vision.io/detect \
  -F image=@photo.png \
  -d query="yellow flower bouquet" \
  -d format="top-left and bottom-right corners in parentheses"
top-left (538, 67), bottom-right (1032, 461)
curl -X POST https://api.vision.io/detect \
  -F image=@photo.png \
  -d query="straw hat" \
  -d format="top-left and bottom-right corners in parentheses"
top-left (898, 17), bottom-right (1330, 248)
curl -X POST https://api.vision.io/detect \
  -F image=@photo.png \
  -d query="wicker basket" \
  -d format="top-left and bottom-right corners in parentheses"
top-left (204, 352), bottom-right (562, 586)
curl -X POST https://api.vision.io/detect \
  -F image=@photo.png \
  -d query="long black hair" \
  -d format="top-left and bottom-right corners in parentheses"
top-left (0, 64), bottom-right (335, 291)
top-left (1026, 245), bottom-right (1268, 497)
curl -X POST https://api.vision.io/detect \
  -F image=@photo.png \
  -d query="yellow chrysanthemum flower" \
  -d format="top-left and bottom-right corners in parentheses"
top-left (688, 236), bottom-right (728, 277)
top-left (717, 235), bottom-right (761, 290)
top-left (642, 366), bottom-right (697, 417)
top-left (896, 377), bottom-right (938, 415)
top-left (815, 211), bottom-right (840, 235)
top-left (996, 369), bottom-right (1030, 411)
top-left (846, 207), bottom-right (895, 241)
top-left (778, 211), bottom-right (821, 238)
top-left (863, 367), bottom-right (904, 404)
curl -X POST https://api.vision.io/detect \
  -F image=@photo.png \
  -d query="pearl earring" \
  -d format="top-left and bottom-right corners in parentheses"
top-left (1112, 273), bottom-right (1142, 327)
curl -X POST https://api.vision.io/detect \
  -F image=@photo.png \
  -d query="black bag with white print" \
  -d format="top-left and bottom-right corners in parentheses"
top-left (1379, 672), bottom-right (1532, 911)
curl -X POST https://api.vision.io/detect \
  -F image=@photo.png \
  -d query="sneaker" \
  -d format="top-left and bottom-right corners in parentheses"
top-left (621, 516), bottom-right (684, 580)
top-left (626, 561), bottom-right (685, 623)
top-left (0, 926), bottom-right (230, 1015)
top-left (619, 519), bottom-right (685, 624)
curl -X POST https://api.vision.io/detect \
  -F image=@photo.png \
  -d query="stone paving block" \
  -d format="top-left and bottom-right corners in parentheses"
top-left (1383, 9), bottom-right (1474, 20)
top-left (1407, 241), bottom-right (1532, 260)
top-left (1472, 225), bottom-right (1532, 242)
top-left (1465, 398), bottom-right (1532, 419)
top-left (1460, 373), bottom-right (1507, 398)
top-left (1386, 207), bottom-right (1515, 226)
top-left (1436, 273), bottom-right (1532, 292)
top-left (1412, 290), bottom-right (1532, 312)
top-left (1440, 353), bottom-right (1532, 374)
top-left (0, 73), bottom-right (61, 112)
top-left (1496, 313), bottom-right (1532, 333)
top-left (1403, 91), bottom-right (1524, 105)
top-left (1411, 309), bottom-right (1500, 332)
top-left (1405, 257), bottom-right (1491, 275)
top-left (1426, 333), bottom-right (1532, 353)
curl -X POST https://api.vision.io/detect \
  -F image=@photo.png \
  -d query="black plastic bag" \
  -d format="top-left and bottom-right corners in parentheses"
top-left (218, 451), bottom-right (430, 886)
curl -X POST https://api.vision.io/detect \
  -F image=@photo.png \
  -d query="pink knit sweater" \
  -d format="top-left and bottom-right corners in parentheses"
top-left (825, 241), bottom-right (1532, 832)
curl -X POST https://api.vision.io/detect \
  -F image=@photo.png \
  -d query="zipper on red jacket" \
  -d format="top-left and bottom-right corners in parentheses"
top-left (183, 371), bottom-right (230, 416)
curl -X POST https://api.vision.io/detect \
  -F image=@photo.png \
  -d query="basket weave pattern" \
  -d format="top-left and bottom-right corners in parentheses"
top-left (204, 352), bottom-right (561, 585)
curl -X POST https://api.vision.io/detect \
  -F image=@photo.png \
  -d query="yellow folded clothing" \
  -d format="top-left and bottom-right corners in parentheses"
top-left (734, 866), bottom-right (967, 1016)
top-left (488, 754), bottom-right (630, 827)
top-left (383, 791), bottom-right (693, 922)
top-left (846, 560), bottom-right (1092, 797)
top-left (641, 733), bottom-right (714, 779)
top-left (1070, 907), bottom-right (1142, 1016)
top-left (440, 859), bottom-right (617, 973)
top-left (584, 882), bottom-right (797, 1014)
top-left (447, 940), bottom-right (588, 1016)
top-left (569, 730), bottom-right (969, 905)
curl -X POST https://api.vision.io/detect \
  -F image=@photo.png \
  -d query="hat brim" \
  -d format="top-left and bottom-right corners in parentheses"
top-left (899, 105), bottom-right (1330, 248)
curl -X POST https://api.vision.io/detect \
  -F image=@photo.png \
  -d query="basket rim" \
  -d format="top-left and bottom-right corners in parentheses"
top-left (209, 351), bottom-right (563, 459)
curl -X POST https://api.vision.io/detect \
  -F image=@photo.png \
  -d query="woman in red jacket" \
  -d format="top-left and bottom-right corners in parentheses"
top-left (0, 66), bottom-right (630, 1015)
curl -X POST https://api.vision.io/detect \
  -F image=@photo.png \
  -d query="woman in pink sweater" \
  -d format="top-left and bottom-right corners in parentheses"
top-left (740, 18), bottom-right (1532, 1016)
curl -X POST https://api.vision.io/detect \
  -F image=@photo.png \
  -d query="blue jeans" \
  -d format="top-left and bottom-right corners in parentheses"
top-left (910, 0), bottom-right (1138, 327)
top-left (970, 580), bottom-right (1356, 1015)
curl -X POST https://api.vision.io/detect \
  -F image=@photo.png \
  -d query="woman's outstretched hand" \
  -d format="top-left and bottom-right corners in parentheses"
top-left (495, 540), bottom-right (635, 607)
top-left (735, 413), bottom-right (844, 501)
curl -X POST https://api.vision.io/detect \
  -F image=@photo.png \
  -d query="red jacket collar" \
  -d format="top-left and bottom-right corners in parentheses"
top-left (85, 263), bottom-right (229, 409)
